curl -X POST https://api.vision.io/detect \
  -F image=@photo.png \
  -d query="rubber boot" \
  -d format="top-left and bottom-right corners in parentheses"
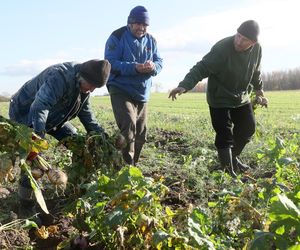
top-left (217, 148), bottom-right (237, 177)
top-left (18, 197), bottom-right (37, 218)
top-left (133, 140), bottom-right (145, 166)
top-left (232, 144), bottom-right (250, 172)
top-left (18, 175), bottom-right (41, 225)
top-left (122, 138), bottom-right (135, 165)
top-left (232, 157), bottom-right (250, 173)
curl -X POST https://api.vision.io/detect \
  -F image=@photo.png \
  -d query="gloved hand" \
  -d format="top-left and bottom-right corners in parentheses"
top-left (26, 133), bottom-right (48, 161)
top-left (26, 151), bottom-right (39, 161)
top-left (26, 135), bottom-right (39, 161)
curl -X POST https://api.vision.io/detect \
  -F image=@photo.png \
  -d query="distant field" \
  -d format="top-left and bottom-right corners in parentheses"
top-left (1, 89), bottom-right (292, 162)
top-left (1, 90), bottom-right (300, 133)
top-left (89, 90), bottom-right (300, 134)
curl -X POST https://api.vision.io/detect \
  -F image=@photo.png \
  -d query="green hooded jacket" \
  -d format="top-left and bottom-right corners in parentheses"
top-left (178, 35), bottom-right (263, 108)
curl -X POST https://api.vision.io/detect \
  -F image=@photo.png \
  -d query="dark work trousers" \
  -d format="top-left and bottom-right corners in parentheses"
top-left (209, 103), bottom-right (256, 157)
top-left (110, 93), bottom-right (147, 165)
top-left (47, 122), bottom-right (78, 141)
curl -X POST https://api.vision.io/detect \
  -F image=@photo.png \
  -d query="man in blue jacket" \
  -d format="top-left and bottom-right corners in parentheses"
top-left (9, 59), bottom-right (111, 219)
top-left (105, 6), bottom-right (163, 165)
top-left (10, 59), bottom-right (110, 139)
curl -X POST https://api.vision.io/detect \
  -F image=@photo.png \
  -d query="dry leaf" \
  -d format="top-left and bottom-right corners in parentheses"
top-left (35, 226), bottom-right (49, 239)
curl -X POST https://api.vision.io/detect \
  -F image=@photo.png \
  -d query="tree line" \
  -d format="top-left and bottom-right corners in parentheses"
top-left (262, 67), bottom-right (300, 91)
top-left (0, 95), bottom-right (10, 102)
top-left (191, 66), bottom-right (300, 92)
top-left (2, 66), bottom-right (300, 99)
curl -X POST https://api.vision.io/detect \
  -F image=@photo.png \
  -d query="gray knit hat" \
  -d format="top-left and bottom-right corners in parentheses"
top-left (237, 20), bottom-right (260, 42)
top-left (79, 59), bottom-right (111, 87)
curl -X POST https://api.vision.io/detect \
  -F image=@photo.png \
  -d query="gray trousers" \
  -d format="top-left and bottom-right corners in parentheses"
top-left (110, 94), bottom-right (147, 165)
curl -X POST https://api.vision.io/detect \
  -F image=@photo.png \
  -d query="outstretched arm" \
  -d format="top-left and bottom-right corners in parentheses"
top-left (168, 87), bottom-right (186, 101)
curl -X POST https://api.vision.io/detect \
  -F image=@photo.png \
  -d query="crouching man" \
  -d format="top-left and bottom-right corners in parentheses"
top-left (9, 59), bottom-right (111, 219)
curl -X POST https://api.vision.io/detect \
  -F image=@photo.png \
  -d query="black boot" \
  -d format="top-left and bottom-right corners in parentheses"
top-left (133, 140), bottom-right (145, 166)
top-left (232, 157), bottom-right (250, 173)
top-left (217, 148), bottom-right (237, 177)
top-left (232, 143), bottom-right (250, 172)
top-left (18, 189), bottom-right (42, 226)
top-left (18, 198), bottom-right (37, 218)
top-left (18, 175), bottom-right (41, 225)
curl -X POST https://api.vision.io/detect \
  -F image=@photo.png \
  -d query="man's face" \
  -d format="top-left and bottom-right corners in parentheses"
top-left (234, 33), bottom-right (256, 52)
top-left (129, 23), bottom-right (148, 38)
top-left (80, 80), bottom-right (97, 94)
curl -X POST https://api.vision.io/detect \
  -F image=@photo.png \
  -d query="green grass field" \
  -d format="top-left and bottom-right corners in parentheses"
top-left (1, 90), bottom-right (299, 151)
top-left (3, 90), bottom-right (298, 182)
top-left (88, 90), bottom-right (300, 131)
top-left (90, 90), bottom-right (300, 163)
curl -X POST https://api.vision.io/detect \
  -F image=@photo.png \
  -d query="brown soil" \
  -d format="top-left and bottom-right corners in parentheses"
top-left (150, 129), bottom-right (190, 155)
top-left (0, 187), bottom-right (76, 250)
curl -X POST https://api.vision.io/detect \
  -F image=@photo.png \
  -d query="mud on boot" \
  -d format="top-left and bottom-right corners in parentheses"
top-left (217, 148), bottom-right (237, 177)
top-left (232, 157), bottom-right (250, 173)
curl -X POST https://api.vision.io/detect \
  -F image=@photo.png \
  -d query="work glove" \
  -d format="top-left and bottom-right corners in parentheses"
top-left (26, 133), bottom-right (48, 161)
top-left (26, 151), bottom-right (39, 161)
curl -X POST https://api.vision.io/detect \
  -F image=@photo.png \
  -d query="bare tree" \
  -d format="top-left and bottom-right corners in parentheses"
top-left (262, 67), bottom-right (300, 91)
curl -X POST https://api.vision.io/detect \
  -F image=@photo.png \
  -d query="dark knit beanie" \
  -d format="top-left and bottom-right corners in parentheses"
top-left (79, 59), bottom-right (111, 87)
top-left (237, 20), bottom-right (260, 42)
top-left (127, 6), bottom-right (149, 25)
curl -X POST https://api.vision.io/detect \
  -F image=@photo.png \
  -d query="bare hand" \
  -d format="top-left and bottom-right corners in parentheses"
top-left (136, 60), bottom-right (155, 73)
top-left (144, 60), bottom-right (155, 71)
top-left (254, 90), bottom-right (268, 108)
top-left (260, 96), bottom-right (268, 107)
top-left (168, 87), bottom-right (186, 101)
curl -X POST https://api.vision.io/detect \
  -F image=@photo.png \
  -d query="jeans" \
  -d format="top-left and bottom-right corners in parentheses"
top-left (47, 122), bottom-right (78, 141)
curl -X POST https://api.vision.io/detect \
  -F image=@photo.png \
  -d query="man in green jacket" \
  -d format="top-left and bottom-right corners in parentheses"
top-left (169, 20), bottom-right (268, 176)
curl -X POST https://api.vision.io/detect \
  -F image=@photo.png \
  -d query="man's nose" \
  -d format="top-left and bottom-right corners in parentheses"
top-left (236, 37), bottom-right (243, 45)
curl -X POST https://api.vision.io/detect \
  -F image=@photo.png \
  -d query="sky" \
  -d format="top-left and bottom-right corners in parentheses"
top-left (1, 0), bottom-right (300, 96)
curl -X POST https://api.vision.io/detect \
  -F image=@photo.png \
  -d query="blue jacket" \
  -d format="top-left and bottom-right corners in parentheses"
top-left (9, 62), bottom-right (104, 136)
top-left (105, 26), bottom-right (163, 102)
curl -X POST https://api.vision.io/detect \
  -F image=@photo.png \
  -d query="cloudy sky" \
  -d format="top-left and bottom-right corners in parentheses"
top-left (1, 0), bottom-right (299, 96)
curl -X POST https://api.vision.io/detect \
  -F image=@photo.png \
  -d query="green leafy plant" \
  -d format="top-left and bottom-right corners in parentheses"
top-left (249, 188), bottom-right (300, 249)
top-left (66, 166), bottom-right (217, 249)
top-left (60, 132), bottom-right (123, 187)
top-left (0, 115), bottom-right (50, 213)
